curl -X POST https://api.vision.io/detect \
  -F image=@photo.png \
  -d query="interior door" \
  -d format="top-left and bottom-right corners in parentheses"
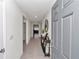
top-left (52, 0), bottom-right (73, 59)
top-left (61, 0), bottom-right (73, 59)
top-left (23, 23), bottom-right (26, 41)
top-left (0, 2), bottom-right (4, 59)
top-left (51, 0), bottom-right (62, 59)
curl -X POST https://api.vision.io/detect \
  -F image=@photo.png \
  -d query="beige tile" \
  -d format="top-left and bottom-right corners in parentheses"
top-left (21, 38), bottom-right (50, 59)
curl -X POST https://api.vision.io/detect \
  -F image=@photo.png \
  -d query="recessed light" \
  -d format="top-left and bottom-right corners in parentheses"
top-left (35, 16), bottom-right (38, 18)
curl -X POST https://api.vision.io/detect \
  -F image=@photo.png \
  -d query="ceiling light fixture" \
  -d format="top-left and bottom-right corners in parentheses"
top-left (35, 16), bottom-right (38, 18)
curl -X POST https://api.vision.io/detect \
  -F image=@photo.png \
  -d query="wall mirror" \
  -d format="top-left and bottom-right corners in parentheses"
top-left (45, 19), bottom-right (48, 32)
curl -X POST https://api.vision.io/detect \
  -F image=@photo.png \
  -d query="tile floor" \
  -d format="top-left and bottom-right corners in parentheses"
top-left (21, 38), bottom-right (50, 59)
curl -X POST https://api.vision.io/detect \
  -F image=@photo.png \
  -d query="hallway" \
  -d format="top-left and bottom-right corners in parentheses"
top-left (21, 38), bottom-right (50, 59)
top-left (1, 0), bottom-right (79, 59)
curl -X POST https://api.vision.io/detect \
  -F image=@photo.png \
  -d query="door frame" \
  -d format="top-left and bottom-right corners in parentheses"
top-left (33, 24), bottom-right (39, 38)
top-left (3, 1), bottom-right (7, 59)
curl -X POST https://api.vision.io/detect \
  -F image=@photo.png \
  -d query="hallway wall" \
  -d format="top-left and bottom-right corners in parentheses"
top-left (22, 15), bottom-right (31, 45)
top-left (41, 0), bottom-right (56, 40)
top-left (26, 20), bottom-right (31, 45)
top-left (4, 0), bottom-right (23, 59)
top-left (42, 11), bottom-right (52, 40)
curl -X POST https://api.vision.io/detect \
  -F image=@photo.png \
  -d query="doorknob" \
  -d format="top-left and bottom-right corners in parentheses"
top-left (0, 48), bottom-right (5, 53)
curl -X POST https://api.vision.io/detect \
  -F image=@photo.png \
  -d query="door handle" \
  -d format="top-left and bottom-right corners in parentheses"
top-left (0, 48), bottom-right (5, 53)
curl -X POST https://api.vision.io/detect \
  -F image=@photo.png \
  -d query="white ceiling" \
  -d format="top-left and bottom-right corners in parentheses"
top-left (15, 0), bottom-right (56, 21)
top-left (0, 0), bottom-right (3, 2)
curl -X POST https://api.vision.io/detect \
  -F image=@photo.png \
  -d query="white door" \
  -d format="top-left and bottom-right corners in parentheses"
top-left (61, 0), bottom-right (73, 59)
top-left (52, 0), bottom-right (73, 59)
top-left (0, 2), bottom-right (4, 59)
top-left (51, 0), bottom-right (62, 59)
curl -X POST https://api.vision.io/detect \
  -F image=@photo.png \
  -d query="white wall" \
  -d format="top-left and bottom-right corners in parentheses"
top-left (0, 1), bottom-right (3, 50)
top-left (46, 12), bottom-right (52, 40)
top-left (42, 11), bottom-right (52, 40)
top-left (4, 0), bottom-right (23, 59)
top-left (42, 0), bottom-right (56, 40)
top-left (26, 20), bottom-right (30, 45)
top-left (0, 2), bottom-right (4, 59)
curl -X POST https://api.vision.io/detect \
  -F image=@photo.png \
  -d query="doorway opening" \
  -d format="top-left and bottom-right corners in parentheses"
top-left (23, 22), bottom-right (26, 51)
top-left (33, 24), bottom-right (39, 38)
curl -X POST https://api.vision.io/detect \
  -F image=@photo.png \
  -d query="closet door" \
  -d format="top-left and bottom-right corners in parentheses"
top-left (61, 0), bottom-right (73, 59)
top-left (51, 0), bottom-right (62, 59)
top-left (61, 15), bottom-right (73, 59)
top-left (63, 0), bottom-right (73, 8)
top-left (51, 1), bottom-right (59, 58)
top-left (51, 0), bottom-right (73, 59)
top-left (70, 1), bottom-right (79, 59)
top-left (51, 21), bottom-right (59, 59)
